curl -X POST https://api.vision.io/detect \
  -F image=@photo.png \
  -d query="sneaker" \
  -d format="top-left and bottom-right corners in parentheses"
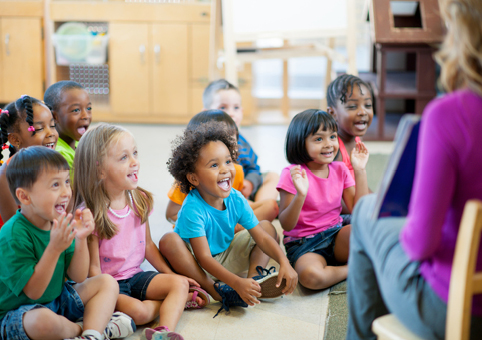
top-left (104, 312), bottom-right (136, 339)
top-left (64, 336), bottom-right (99, 340)
top-left (141, 326), bottom-right (184, 340)
top-left (252, 266), bottom-right (286, 299)
top-left (213, 282), bottom-right (248, 318)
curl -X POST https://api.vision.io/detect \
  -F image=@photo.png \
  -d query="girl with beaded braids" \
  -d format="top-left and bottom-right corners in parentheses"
top-left (0, 95), bottom-right (58, 226)
top-left (326, 74), bottom-right (374, 180)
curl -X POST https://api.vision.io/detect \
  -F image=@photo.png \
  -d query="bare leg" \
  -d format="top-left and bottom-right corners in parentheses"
top-left (23, 309), bottom-right (81, 340)
top-left (247, 220), bottom-right (279, 278)
top-left (333, 225), bottom-right (351, 263)
top-left (295, 252), bottom-right (347, 290)
top-left (254, 172), bottom-right (280, 201)
top-left (74, 274), bottom-right (118, 333)
top-left (159, 232), bottom-right (222, 301)
top-left (249, 199), bottom-right (279, 222)
top-left (116, 295), bottom-right (161, 325)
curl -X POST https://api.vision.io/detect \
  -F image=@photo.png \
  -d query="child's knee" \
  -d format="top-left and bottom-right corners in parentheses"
top-left (159, 232), bottom-right (184, 255)
top-left (267, 199), bottom-right (279, 220)
top-left (23, 309), bottom-right (64, 336)
top-left (264, 171), bottom-right (280, 184)
top-left (259, 220), bottom-right (279, 242)
top-left (96, 273), bottom-right (119, 294)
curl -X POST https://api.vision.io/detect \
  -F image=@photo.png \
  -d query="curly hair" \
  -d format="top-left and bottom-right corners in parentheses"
top-left (167, 121), bottom-right (238, 194)
top-left (435, 0), bottom-right (482, 95)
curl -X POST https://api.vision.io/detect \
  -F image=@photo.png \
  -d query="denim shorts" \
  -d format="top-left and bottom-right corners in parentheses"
top-left (0, 281), bottom-right (84, 340)
top-left (284, 224), bottom-right (343, 267)
top-left (118, 271), bottom-right (158, 301)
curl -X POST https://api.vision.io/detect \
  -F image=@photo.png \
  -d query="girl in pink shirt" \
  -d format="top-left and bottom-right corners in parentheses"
top-left (277, 109), bottom-right (369, 290)
top-left (74, 123), bottom-right (208, 340)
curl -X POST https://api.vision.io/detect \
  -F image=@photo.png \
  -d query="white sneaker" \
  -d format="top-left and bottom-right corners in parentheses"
top-left (64, 336), bottom-right (99, 340)
top-left (104, 312), bottom-right (136, 339)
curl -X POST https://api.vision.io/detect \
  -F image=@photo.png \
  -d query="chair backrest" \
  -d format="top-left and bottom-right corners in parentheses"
top-left (446, 199), bottom-right (482, 340)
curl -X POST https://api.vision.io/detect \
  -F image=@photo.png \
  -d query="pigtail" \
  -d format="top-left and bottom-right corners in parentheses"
top-left (0, 109), bottom-right (8, 165)
top-left (21, 95), bottom-right (35, 134)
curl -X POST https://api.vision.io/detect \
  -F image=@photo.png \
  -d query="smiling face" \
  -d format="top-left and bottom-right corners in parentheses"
top-left (11, 104), bottom-right (58, 150)
top-left (188, 141), bottom-right (236, 210)
top-left (330, 84), bottom-right (373, 139)
top-left (19, 168), bottom-right (71, 230)
top-left (53, 88), bottom-right (92, 147)
top-left (305, 126), bottom-right (339, 170)
top-left (208, 89), bottom-right (243, 127)
top-left (101, 132), bottom-right (139, 198)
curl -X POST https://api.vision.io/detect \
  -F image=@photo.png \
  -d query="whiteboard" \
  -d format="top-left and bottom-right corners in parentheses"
top-left (230, 0), bottom-right (348, 40)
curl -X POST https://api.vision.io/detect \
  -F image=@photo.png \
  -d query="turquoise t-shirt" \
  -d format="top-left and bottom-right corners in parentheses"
top-left (174, 188), bottom-right (259, 256)
top-left (0, 210), bottom-right (75, 320)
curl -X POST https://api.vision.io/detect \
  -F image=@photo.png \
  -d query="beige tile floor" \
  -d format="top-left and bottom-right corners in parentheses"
top-left (94, 122), bottom-right (393, 340)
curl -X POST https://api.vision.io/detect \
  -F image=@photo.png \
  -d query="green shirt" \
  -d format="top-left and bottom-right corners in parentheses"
top-left (55, 138), bottom-right (78, 180)
top-left (0, 211), bottom-right (75, 320)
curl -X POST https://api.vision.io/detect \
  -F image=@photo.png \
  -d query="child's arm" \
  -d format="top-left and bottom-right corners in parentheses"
top-left (165, 200), bottom-right (181, 223)
top-left (342, 142), bottom-right (369, 212)
top-left (87, 235), bottom-right (102, 277)
top-left (145, 220), bottom-right (175, 274)
top-left (66, 209), bottom-right (95, 283)
top-left (278, 165), bottom-right (309, 231)
top-left (23, 212), bottom-right (76, 300)
top-left (248, 225), bottom-right (298, 295)
top-left (190, 236), bottom-right (262, 306)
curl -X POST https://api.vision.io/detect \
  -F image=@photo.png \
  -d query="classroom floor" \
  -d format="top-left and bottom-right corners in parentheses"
top-left (104, 121), bottom-right (393, 340)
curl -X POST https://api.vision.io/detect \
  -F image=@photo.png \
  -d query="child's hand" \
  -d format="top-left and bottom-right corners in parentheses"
top-left (350, 141), bottom-right (369, 171)
top-left (290, 165), bottom-right (309, 196)
top-left (234, 277), bottom-right (261, 306)
top-left (241, 179), bottom-right (254, 198)
top-left (50, 212), bottom-right (76, 253)
top-left (71, 209), bottom-right (95, 241)
top-left (277, 260), bottom-right (298, 295)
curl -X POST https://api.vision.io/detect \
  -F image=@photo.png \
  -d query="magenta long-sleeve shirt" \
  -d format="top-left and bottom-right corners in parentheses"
top-left (400, 89), bottom-right (482, 316)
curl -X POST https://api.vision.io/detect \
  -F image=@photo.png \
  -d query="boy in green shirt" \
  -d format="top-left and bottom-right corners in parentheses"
top-left (0, 147), bottom-right (134, 340)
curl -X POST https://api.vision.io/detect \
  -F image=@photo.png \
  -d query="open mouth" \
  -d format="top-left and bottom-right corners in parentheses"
top-left (128, 171), bottom-right (138, 182)
top-left (354, 121), bottom-right (368, 131)
top-left (77, 125), bottom-right (88, 136)
top-left (321, 151), bottom-right (334, 158)
top-left (45, 142), bottom-right (56, 149)
top-left (55, 202), bottom-right (67, 214)
top-left (217, 178), bottom-right (231, 191)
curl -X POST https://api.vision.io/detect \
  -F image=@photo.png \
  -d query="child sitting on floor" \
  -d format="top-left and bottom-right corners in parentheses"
top-left (44, 80), bottom-right (92, 179)
top-left (0, 146), bottom-right (135, 340)
top-left (203, 79), bottom-right (280, 202)
top-left (277, 110), bottom-right (369, 290)
top-left (75, 123), bottom-right (207, 340)
top-left (160, 121), bottom-right (298, 318)
top-left (166, 109), bottom-right (278, 230)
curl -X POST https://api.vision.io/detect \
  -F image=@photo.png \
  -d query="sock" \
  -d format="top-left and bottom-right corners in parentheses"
top-left (82, 329), bottom-right (103, 340)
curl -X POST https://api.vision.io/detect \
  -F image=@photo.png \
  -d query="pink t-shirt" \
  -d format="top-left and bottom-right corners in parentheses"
top-left (96, 206), bottom-right (147, 280)
top-left (277, 162), bottom-right (355, 238)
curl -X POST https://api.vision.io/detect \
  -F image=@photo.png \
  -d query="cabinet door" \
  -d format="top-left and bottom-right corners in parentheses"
top-left (0, 18), bottom-right (43, 102)
top-left (151, 23), bottom-right (188, 117)
top-left (109, 23), bottom-right (150, 115)
top-left (190, 24), bottom-right (210, 114)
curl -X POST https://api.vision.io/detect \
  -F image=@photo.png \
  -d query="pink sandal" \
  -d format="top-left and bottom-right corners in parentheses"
top-left (185, 286), bottom-right (210, 309)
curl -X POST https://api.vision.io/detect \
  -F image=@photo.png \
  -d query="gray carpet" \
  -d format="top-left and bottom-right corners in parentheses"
top-left (323, 153), bottom-right (390, 340)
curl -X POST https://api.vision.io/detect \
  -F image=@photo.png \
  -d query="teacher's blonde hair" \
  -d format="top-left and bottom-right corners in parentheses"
top-left (436, 0), bottom-right (482, 95)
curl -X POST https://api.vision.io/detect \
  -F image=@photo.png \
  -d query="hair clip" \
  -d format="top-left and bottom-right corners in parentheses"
top-left (21, 94), bottom-right (27, 99)
top-left (2, 144), bottom-right (8, 150)
top-left (28, 126), bottom-right (35, 132)
top-left (0, 109), bottom-right (8, 116)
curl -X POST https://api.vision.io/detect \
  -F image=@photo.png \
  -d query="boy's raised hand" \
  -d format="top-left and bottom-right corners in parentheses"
top-left (71, 208), bottom-right (95, 241)
top-left (350, 141), bottom-right (369, 171)
top-left (50, 212), bottom-right (76, 253)
top-left (290, 165), bottom-right (309, 196)
top-left (277, 259), bottom-right (298, 295)
top-left (234, 277), bottom-right (262, 306)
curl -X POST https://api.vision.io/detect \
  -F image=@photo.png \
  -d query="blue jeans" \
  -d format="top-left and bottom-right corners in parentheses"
top-left (0, 281), bottom-right (84, 340)
top-left (346, 194), bottom-right (482, 340)
top-left (117, 271), bottom-right (158, 301)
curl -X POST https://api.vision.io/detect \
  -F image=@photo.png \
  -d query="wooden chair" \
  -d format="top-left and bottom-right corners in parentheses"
top-left (372, 199), bottom-right (482, 340)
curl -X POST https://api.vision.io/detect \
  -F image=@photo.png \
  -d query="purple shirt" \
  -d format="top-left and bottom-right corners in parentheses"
top-left (400, 89), bottom-right (482, 316)
top-left (277, 162), bottom-right (355, 238)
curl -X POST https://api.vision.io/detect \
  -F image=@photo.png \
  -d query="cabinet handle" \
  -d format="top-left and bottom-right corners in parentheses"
top-left (154, 45), bottom-right (161, 64)
top-left (5, 33), bottom-right (10, 56)
top-left (139, 45), bottom-right (146, 64)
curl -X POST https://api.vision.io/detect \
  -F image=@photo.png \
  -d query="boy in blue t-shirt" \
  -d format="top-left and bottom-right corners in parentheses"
top-left (0, 146), bottom-right (135, 340)
top-left (161, 121), bottom-right (297, 317)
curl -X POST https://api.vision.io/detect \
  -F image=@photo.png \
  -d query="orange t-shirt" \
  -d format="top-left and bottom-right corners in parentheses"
top-left (168, 163), bottom-right (245, 205)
